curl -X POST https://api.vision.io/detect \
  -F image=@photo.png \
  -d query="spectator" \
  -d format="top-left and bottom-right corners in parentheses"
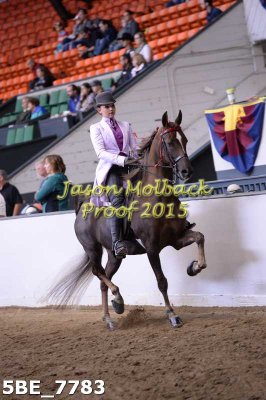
top-left (91, 80), bottom-right (104, 96)
top-left (165, 0), bottom-right (187, 8)
top-left (35, 160), bottom-right (48, 186)
top-left (131, 53), bottom-right (147, 77)
top-left (201, 0), bottom-right (222, 23)
top-left (28, 97), bottom-right (48, 120)
top-left (66, 84), bottom-right (80, 114)
top-left (27, 58), bottom-right (43, 90)
top-left (113, 53), bottom-right (133, 89)
top-left (63, 8), bottom-right (92, 51)
top-left (93, 19), bottom-right (117, 56)
top-left (34, 155), bottom-right (69, 212)
top-left (120, 33), bottom-right (135, 58)
top-left (123, 10), bottom-right (139, 37)
top-left (54, 21), bottom-right (67, 54)
top-left (74, 27), bottom-right (100, 57)
top-left (76, 83), bottom-right (95, 112)
top-left (0, 192), bottom-right (6, 217)
top-left (0, 169), bottom-right (23, 216)
top-left (109, 16), bottom-right (127, 52)
top-left (31, 65), bottom-right (55, 91)
top-left (16, 97), bottom-right (31, 124)
top-left (134, 31), bottom-right (153, 63)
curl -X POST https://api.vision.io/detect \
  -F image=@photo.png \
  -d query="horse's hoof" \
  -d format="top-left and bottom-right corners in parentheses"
top-left (111, 299), bottom-right (125, 314)
top-left (169, 316), bottom-right (183, 328)
top-left (187, 260), bottom-right (201, 277)
top-left (102, 316), bottom-right (116, 330)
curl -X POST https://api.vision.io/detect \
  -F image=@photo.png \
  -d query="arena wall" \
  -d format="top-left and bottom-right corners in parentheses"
top-left (0, 192), bottom-right (265, 308)
top-left (11, 1), bottom-right (266, 195)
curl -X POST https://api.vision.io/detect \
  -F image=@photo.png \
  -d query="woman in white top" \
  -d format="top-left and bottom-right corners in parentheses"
top-left (134, 31), bottom-right (153, 63)
top-left (0, 193), bottom-right (6, 217)
top-left (131, 53), bottom-right (147, 78)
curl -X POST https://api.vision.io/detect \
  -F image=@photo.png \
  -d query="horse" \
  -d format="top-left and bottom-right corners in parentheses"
top-left (48, 110), bottom-right (207, 330)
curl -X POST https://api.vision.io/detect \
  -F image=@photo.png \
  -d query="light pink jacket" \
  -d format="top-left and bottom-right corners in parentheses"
top-left (90, 118), bottom-right (138, 205)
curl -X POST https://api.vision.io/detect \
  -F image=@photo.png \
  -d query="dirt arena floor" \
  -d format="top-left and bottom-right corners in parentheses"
top-left (0, 306), bottom-right (265, 400)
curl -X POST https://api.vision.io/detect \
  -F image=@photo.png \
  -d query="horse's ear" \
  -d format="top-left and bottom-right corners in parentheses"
top-left (162, 111), bottom-right (169, 127)
top-left (175, 110), bottom-right (182, 126)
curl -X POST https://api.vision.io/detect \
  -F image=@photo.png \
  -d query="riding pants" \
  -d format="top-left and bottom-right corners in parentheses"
top-left (105, 165), bottom-right (127, 245)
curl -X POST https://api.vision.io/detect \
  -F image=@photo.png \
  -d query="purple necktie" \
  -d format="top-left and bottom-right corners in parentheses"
top-left (109, 118), bottom-right (124, 152)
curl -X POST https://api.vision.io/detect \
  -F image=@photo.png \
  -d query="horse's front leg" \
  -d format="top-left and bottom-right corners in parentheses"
top-left (147, 251), bottom-right (183, 328)
top-left (174, 230), bottom-right (207, 276)
top-left (101, 251), bottom-right (123, 330)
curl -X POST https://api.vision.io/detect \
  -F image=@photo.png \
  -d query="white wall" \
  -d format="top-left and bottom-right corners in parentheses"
top-left (11, 2), bottom-right (266, 195)
top-left (244, 0), bottom-right (266, 43)
top-left (0, 193), bottom-right (266, 308)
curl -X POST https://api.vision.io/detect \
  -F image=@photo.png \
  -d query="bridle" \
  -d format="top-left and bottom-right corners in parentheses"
top-left (130, 125), bottom-right (189, 184)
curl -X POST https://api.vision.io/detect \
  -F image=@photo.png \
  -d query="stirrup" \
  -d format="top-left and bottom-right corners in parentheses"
top-left (113, 241), bottom-right (128, 258)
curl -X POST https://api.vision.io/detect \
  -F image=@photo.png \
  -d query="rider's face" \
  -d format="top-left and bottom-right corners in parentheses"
top-left (97, 104), bottom-right (116, 118)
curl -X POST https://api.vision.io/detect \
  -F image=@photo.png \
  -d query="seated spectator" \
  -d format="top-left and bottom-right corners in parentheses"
top-left (121, 33), bottom-right (135, 58)
top-left (134, 32), bottom-right (153, 63)
top-left (0, 192), bottom-right (6, 217)
top-left (63, 8), bottom-right (92, 51)
top-left (93, 19), bottom-right (117, 56)
top-left (91, 80), bottom-right (104, 96)
top-left (131, 53), bottom-right (147, 77)
top-left (54, 21), bottom-right (67, 54)
top-left (76, 83), bottom-right (95, 112)
top-left (0, 169), bottom-right (23, 216)
top-left (201, 0), bottom-right (222, 23)
top-left (74, 27), bottom-right (100, 57)
top-left (109, 16), bottom-right (127, 52)
top-left (34, 155), bottom-right (69, 213)
top-left (113, 54), bottom-right (133, 89)
top-left (165, 0), bottom-right (187, 8)
top-left (28, 97), bottom-right (48, 120)
top-left (27, 58), bottom-right (43, 90)
top-left (21, 160), bottom-right (47, 215)
top-left (16, 97), bottom-right (31, 124)
top-left (31, 65), bottom-right (55, 91)
top-left (66, 84), bottom-right (80, 114)
top-left (123, 10), bottom-right (139, 37)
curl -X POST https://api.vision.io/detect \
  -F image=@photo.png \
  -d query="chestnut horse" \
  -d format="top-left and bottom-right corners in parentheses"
top-left (48, 111), bottom-right (207, 329)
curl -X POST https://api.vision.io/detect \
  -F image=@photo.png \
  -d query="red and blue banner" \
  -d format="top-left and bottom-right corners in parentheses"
top-left (205, 99), bottom-right (265, 174)
top-left (260, 0), bottom-right (266, 10)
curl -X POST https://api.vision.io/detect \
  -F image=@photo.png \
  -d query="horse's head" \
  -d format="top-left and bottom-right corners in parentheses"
top-left (156, 110), bottom-right (193, 182)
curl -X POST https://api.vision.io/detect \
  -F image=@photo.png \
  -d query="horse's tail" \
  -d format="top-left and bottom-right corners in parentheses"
top-left (45, 253), bottom-right (93, 307)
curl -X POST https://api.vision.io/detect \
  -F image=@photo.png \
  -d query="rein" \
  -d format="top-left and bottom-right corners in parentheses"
top-left (129, 126), bottom-right (188, 184)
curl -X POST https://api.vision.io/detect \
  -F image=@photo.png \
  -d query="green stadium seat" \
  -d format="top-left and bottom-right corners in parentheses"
top-left (1, 116), bottom-right (10, 125)
top-left (58, 89), bottom-right (68, 104)
top-left (6, 128), bottom-right (16, 145)
top-left (51, 105), bottom-right (60, 116)
top-left (101, 78), bottom-right (114, 90)
top-left (49, 90), bottom-right (60, 105)
top-left (24, 125), bottom-right (35, 142)
top-left (15, 98), bottom-right (23, 113)
top-left (15, 127), bottom-right (24, 144)
top-left (59, 103), bottom-right (68, 113)
top-left (39, 93), bottom-right (49, 107)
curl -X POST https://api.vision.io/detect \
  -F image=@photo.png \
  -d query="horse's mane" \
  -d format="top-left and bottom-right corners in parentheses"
top-left (123, 128), bottom-right (159, 182)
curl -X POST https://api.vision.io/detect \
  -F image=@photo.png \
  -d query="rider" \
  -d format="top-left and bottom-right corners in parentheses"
top-left (90, 91), bottom-right (139, 258)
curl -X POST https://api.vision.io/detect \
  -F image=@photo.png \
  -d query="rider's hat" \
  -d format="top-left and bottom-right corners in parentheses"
top-left (95, 91), bottom-right (116, 107)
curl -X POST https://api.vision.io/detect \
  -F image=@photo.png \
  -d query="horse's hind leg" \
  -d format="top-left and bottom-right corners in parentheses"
top-left (174, 230), bottom-right (207, 276)
top-left (101, 251), bottom-right (123, 330)
top-left (147, 251), bottom-right (183, 328)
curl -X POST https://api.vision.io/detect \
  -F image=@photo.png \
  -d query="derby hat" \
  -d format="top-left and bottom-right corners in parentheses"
top-left (95, 91), bottom-right (116, 106)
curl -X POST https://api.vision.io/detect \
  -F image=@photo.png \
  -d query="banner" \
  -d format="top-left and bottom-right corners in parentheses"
top-left (205, 99), bottom-right (265, 174)
top-left (260, 0), bottom-right (266, 10)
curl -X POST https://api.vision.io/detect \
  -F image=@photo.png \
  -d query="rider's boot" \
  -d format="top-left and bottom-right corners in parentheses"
top-left (109, 216), bottom-right (128, 258)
